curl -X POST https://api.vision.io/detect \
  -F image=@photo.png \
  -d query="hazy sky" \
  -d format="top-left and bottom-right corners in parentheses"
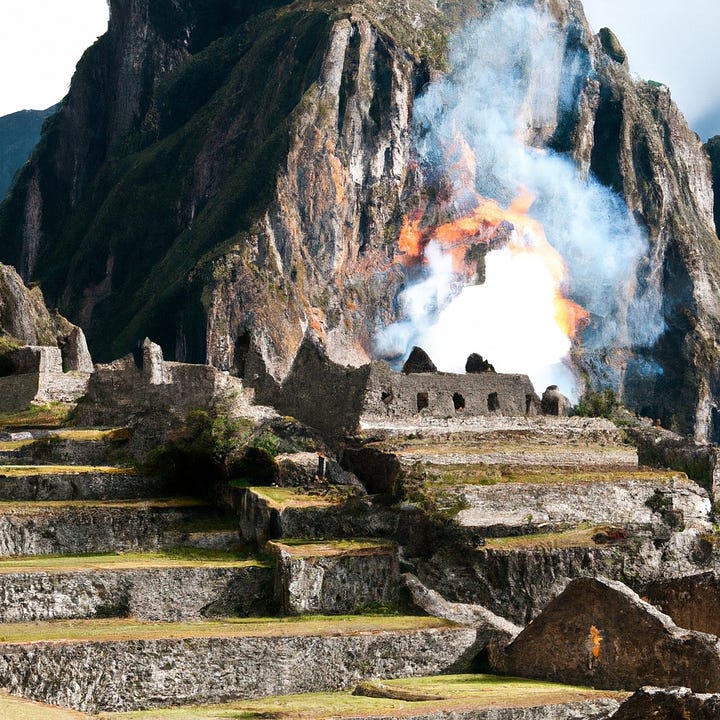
top-left (0, 0), bottom-right (109, 117)
top-left (582, 0), bottom-right (720, 139)
top-left (0, 0), bottom-right (718, 137)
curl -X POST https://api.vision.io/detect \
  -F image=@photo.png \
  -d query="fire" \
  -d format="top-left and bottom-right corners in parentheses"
top-left (396, 187), bottom-right (588, 339)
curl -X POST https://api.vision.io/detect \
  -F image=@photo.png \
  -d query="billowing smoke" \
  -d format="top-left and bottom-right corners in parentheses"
top-left (374, 3), bottom-right (664, 398)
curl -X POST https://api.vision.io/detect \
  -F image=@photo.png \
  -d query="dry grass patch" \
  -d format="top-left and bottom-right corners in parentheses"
top-left (0, 615), bottom-right (454, 644)
top-left (98, 675), bottom-right (627, 719)
top-left (0, 549), bottom-right (269, 574)
top-left (268, 539), bottom-right (395, 558)
top-left (250, 487), bottom-right (340, 509)
top-left (0, 465), bottom-right (137, 477)
top-left (0, 440), bottom-right (34, 451)
top-left (481, 526), bottom-right (634, 551)
top-left (0, 497), bottom-right (209, 515)
top-left (0, 404), bottom-right (73, 429)
top-left (49, 428), bottom-right (131, 442)
top-left (0, 692), bottom-right (90, 719)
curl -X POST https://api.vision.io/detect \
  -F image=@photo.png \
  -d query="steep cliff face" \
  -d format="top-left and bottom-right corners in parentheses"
top-left (0, 0), bottom-right (718, 438)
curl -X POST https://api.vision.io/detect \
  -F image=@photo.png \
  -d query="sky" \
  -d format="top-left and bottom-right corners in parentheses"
top-left (582, 0), bottom-right (720, 139)
top-left (0, 0), bottom-right (719, 138)
top-left (0, 0), bottom-right (109, 117)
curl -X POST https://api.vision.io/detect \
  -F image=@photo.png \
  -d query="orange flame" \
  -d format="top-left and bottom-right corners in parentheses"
top-left (396, 186), bottom-right (588, 339)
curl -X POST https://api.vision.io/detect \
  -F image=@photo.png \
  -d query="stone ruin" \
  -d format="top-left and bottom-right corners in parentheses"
top-left (252, 335), bottom-right (569, 439)
top-left (0, 332), bottom-right (94, 413)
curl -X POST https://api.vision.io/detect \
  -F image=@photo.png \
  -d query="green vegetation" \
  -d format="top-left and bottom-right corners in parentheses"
top-left (99, 675), bottom-right (626, 719)
top-left (573, 389), bottom-right (620, 419)
top-left (268, 538), bottom-right (395, 558)
top-left (0, 465), bottom-right (135, 477)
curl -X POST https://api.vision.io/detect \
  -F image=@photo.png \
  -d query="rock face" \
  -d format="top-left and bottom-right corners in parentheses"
top-left (0, 0), bottom-right (718, 440)
top-left (611, 686), bottom-right (720, 720)
top-left (496, 577), bottom-right (720, 692)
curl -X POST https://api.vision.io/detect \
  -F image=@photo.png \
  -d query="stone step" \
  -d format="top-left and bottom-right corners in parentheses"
top-left (268, 538), bottom-right (399, 615)
top-left (0, 499), bottom-right (240, 556)
top-left (0, 550), bottom-right (273, 622)
top-left (0, 428), bottom-right (133, 466)
top-left (0, 465), bottom-right (168, 501)
top-left (96, 674), bottom-right (625, 719)
top-left (0, 616), bottom-right (477, 714)
top-left (232, 486), bottom-right (427, 547)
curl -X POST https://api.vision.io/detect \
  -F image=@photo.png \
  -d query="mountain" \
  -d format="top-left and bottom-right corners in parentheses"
top-left (0, 0), bottom-right (719, 441)
top-left (0, 106), bottom-right (57, 201)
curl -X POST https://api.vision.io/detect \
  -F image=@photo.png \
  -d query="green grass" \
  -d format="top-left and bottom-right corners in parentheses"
top-left (0, 615), bottom-right (455, 644)
top-left (98, 675), bottom-right (627, 719)
top-left (0, 549), bottom-right (269, 574)
top-left (481, 526), bottom-right (622, 551)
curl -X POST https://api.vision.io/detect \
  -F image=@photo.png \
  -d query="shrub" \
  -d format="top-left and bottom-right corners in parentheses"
top-left (573, 389), bottom-right (619, 419)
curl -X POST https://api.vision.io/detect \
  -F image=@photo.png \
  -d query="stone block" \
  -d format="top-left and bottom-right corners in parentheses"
top-left (611, 686), bottom-right (720, 720)
top-left (270, 540), bottom-right (399, 614)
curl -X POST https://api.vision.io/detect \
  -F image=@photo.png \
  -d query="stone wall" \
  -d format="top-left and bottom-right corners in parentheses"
top-left (0, 565), bottom-right (273, 622)
top-left (361, 363), bottom-right (538, 422)
top-left (0, 626), bottom-right (478, 712)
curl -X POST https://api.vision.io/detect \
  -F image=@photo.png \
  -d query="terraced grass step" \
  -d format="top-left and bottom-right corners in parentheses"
top-left (268, 539), bottom-right (399, 614)
top-left (0, 616), bottom-right (477, 713)
top-left (0, 428), bottom-right (133, 466)
top-left (0, 465), bottom-right (168, 501)
top-left (235, 486), bottom-right (423, 546)
top-left (0, 498), bottom-right (240, 556)
top-left (0, 549), bottom-right (273, 622)
top-left (96, 675), bottom-right (625, 719)
top-left (451, 472), bottom-right (711, 537)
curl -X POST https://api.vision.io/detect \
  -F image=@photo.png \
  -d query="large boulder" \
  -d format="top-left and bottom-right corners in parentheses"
top-left (402, 347), bottom-right (437, 374)
top-left (495, 576), bottom-right (720, 692)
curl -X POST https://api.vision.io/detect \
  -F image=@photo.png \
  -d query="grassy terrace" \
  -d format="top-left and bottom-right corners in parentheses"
top-left (0, 498), bottom-right (208, 514)
top-left (0, 404), bottom-right (73, 429)
top-left (0, 466), bottom-right (137, 476)
top-left (0, 429), bottom-right (131, 452)
top-left (0, 616), bottom-right (455, 644)
top-left (99, 675), bottom-right (627, 719)
top-left (248, 486), bottom-right (341, 509)
top-left (408, 464), bottom-right (683, 488)
top-left (0, 549), bottom-right (268, 573)
top-left (481, 526), bottom-right (631, 551)
top-left (268, 539), bottom-right (395, 558)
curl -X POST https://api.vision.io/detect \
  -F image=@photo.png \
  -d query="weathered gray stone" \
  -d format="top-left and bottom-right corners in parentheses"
top-left (0, 471), bottom-right (168, 501)
top-left (276, 452), bottom-right (319, 487)
top-left (495, 577), bottom-right (720, 692)
top-left (271, 541), bottom-right (399, 614)
top-left (610, 686), bottom-right (720, 720)
top-left (0, 625), bottom-right (478, 712)
top-left (0, 504), bottom-right (238, 556)
top-left (403, 573), bottom-right (520, 654)
top-left (0, 565), bottom-right (273, 622)
top-left (540, 386), bottom-right (572, 417)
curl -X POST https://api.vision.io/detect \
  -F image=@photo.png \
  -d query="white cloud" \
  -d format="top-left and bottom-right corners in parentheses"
top-left (0, 0), bottom-right (109, 117)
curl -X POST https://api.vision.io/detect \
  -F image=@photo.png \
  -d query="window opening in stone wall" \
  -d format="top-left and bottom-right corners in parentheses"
top-left (417, 392), bottom-right (429, 412)
top-left (526, 394), bottom-right (533, 414)
top-left (453, 392), bottom-right (465, 411)
top-left (487, 392), bottom-right (500, 411)
top-left (381, 390), bottom-right (393, 404)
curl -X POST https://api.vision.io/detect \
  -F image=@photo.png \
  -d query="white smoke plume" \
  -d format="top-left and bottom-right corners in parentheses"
top-left (374, 3), bottom-right (664, 399)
